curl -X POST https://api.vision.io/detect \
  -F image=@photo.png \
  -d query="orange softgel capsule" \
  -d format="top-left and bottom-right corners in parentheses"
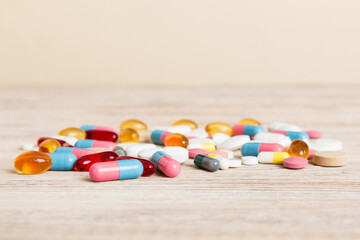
top-left (14, 151), bottom-right (52, 174)
top-left (205, 122), bottom-right (233, 136)
top-left (58, 127), bottom-right (86, 140)
top-left (287, 139), bottom-right (310, 159)
top-left (120, 119), bottom-right (147, 131)
top-left (172, 119), bottom-right (198, 130)
top-left (237, 118), bottom-right (261, 126)
top-left (164, 133), bottom-right (189, 148)
top-left (120, 128), bottom-right (139, 142)
top-left (38, 139), bottom-right (61, 153)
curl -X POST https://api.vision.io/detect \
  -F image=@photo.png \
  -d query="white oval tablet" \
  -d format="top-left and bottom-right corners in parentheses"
top-left (217, 135), bottom-right (250, 151)
top-left (309, 139), bottom-right (342, 151)
top-left (268, 122), bottom-right (301, 132)
top-left (212, 133), bottom-right (231, 145)
top-left (20, 143), bottom-right (36, 151)
top-left (125, 143), bottom-right (157, 157)
top-left (229, 160), bottom-right (242, 168)
top-left (186, 129), bottom-right (208, 138)
top-left (138, 147), bottom-right (163, 160)
top-left (167, 125), bottom-right (192, 134)
top-left (254, 132), bottom-right (292, 147)
top-left (163, 146), bottom-right (189, 164)
top-left (51, 135), bottom-right (78, 146)
top-left (116, 142), bottom-right (138, 151)
top-left (242, 156), bottom-right (258, 165)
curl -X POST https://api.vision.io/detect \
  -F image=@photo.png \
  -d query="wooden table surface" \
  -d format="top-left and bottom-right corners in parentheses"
top-left (1, 86), bottom-right (359, 240)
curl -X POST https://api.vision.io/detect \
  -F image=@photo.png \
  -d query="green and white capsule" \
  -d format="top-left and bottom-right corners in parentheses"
top-left (194, 154), bottom-right (220, 172)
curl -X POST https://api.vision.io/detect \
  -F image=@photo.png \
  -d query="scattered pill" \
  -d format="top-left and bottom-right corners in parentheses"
top-left (188, 148), bottom-right (209, 158)
top-left (272, 131), bottom-right (310, 142)
top-left (212, 133), bottom-right (231, 145)
top-left (48, 152), bottom-right (78, 171)
top-left (172, 119), bottom-right (198, 130)
top-left (241, 156), bottom-right (258, 165)
top-left (287, 140), bottom-right (310, 158)
top-left (283, 157), bottom-right (308, 169)
top-left (75, 151), bottom-right (118, 171)
top-left (138, 147), bottom-right (163, 160)
top-left (20, 143), bottom-right (36, 151)
top-left (120, 119), bottom-right (147, 131)
top-left (51, 135), bottom-right (78, 146)
top-left (119, 128), bottom-right (139, 143)
top-left (80, 125), bottom-right (116, 133)
top-left (58, 127), bottom-right (86, 140)
top-left (217, 135), bottom-right (250, 151)
top-left (237, 118), bottom-right (261, 126)
top-left (268, 122), bottom-right (301, 132)
top-left (151, 151), bottom-right (181, 177)
top-left (187, 142), bottom-right (216, 152)
top-left (253, 132), bottom-right (291, 147)
top-left (86, 129), bottom-right (118, 142)
top-left (54, 147), bottom-right (96, 159)
top-left (167, 125), bottom-right (192, 134)
top-left (14, 151), bottom-right (52, 174)
top-left (205, 122), bottom-right (233, 136)
top-left (208, 153), bottom-right (229, 170)
top-left (163, 147), bottom-right (189, 164)
top-left (150, 130), bottom-right (168, 145)
top-left (306, 130), bottom-right (322, 139)
top-left (194, 154), bottom-right (220, 172)
top-left (125, 143), bottom-right (157, 158)
top-left (312, 151), bottom-right (347, 167)
top-left (117, 156), bottom-right (156, 177)
top-left (258, 152), bottom-right (290, 164)
top-left (232, 124), bottom-right (265, 138)
top-left (74, 139), bottom-right (116, 150)
top-left (228, 160), bottom-right (242, 168)
top-left (89, 160), bottom-right (143, 181)
top-left (164, 133), bottom-right (189, 148)
top-left (38, 139), bottom-right (61, 153)
top-left (209, 150), bottom-right (233, 159)
top-left (241, 142), bottom-right (284, 156)
top-left (309, 139), bottom-right (342, 151)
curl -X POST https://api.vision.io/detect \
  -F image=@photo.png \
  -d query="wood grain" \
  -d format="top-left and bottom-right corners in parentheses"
top-left (0, 86), bottom-right (359, 240)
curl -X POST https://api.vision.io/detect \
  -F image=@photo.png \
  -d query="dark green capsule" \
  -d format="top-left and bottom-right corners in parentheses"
top-left (194, 154), bottom-right (220, 172)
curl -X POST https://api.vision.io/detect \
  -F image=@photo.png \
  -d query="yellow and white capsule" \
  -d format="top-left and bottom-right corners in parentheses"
top-left (208, 153), bottom-right (229, 170)
top-left (258, 152), bottom-right (290, 164)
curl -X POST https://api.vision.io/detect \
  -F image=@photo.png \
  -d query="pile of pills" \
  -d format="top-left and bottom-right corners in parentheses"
top-left (15, 119), bottom-right (347, 182)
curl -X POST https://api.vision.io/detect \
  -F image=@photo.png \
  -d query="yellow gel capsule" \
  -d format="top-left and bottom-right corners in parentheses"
top-left (287, 139), bottom-right (310, 158)
top-left (58, 127), bottom-right (86, 140)
top-left (172, 119), bottom-right (198, 130)
top-left (164, 133), bottom-right (189, 148)
top-left (38, 139), bottom-right (61, 153)
top-left (237, 118), bottom-right (261, 126)
top-left (119, 128), bottom-right (139, 142)
top-left (14, 151), bottom-right (52, 174)
top-left (205, 122), bottom-right (233, 136)
top-left (120, 119), bottom-right (147, 131)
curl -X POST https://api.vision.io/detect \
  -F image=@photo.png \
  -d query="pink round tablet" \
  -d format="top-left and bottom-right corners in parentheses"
top-left (306, 130), bottom-right (322, 139)
top-left (283, 157), bottom-right (308, 169)
top-left (188, 148), bottom-right (209, 158)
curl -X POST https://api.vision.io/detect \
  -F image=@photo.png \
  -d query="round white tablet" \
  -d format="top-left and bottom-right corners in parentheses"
top-left (20, 143), bottom-right (35, 151)
top-left (229, 160), bottom-right (242, 168)
top-left (163, 146), bottom-right (189, 164)
top-left (125, 143), bottom-right (157, 157)
top-left (212, 133), bottom-right (231, 145)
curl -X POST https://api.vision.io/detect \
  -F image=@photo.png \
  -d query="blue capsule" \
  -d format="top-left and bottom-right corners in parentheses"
top-left (49, 152), bottom-right (77, 170)
top-left (150, 130), bottom-right (167, 145)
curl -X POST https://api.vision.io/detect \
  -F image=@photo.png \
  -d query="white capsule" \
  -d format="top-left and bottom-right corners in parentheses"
top-left (51, 135), bottom-right (78, 146)
top-left (212, 133), bottom-right (231, 145)
top-left (167, 125), bottom-right (192, 134)
top-left (163, 146), bottom-right (189, 164)
top-left (138, 147), bottom-right (163, 160)
top-left (258, 152), bottom-right (290, 164)
top-left (185, 129), bottom-right (208, 138)
top-left (268, 122), bottom-right (301, 132)
top-left (229, 160), bottom-right (242, 168)
top-left (309, 139), bottom-right (342, 151)
top-left (20, 143), bottom-right (36, 151)
top-left (125, 143), bottom-right (157, 157)
top-left (217, 135), bottom-right (250, 151)
top-left (241, 156), bottom-right (258, 165)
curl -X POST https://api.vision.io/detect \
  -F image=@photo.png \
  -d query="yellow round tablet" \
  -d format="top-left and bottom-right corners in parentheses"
top-left (312, 151), bottom-right (347, 167)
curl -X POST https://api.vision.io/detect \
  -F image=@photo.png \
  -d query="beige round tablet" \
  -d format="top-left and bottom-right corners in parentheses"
top-left (312, 151), bottom-right (347, 167)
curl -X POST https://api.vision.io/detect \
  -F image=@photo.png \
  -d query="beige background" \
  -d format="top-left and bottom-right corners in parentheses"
top-left (1, 0), bottom-right (360, 86)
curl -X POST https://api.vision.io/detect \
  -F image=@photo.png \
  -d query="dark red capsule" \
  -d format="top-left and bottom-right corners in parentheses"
top-left (37, 137), bottom-right (73, 147)
top-left (75, 151), bottom-right (118, 171)
top-left (85, 130), bottom-right (118, 142)
top-left (116, 156), bottom-right (156, 177)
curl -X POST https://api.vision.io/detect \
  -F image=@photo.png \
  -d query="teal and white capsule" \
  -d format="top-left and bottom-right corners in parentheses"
top-left (194, 154), bottom-right (220, 172)
top-left (47, 152), bottom-right (77, 171)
